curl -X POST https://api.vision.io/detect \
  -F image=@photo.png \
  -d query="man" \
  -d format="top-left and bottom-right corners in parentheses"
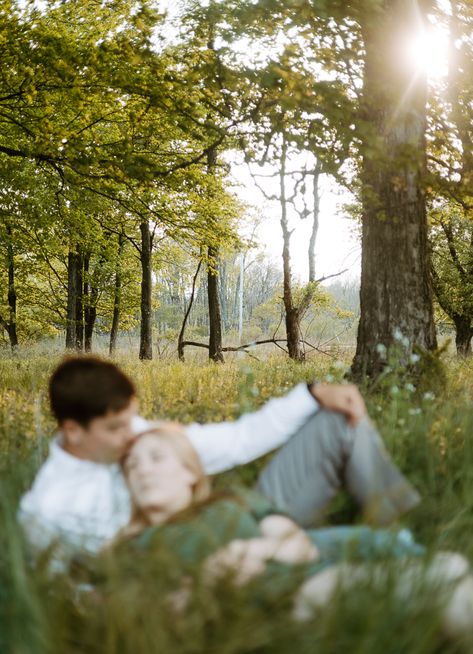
top-left (19, 356), bottom-right (420, 561)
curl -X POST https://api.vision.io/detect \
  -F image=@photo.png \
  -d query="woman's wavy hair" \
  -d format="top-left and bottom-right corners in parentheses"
top-left (120, 424), bottom-right (211, 538)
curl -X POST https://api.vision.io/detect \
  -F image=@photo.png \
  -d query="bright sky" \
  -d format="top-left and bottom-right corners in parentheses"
top-left (230, 158), bottom-right (361, 285)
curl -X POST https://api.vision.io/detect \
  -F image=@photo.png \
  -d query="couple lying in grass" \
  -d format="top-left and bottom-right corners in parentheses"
top-left (18, 357), bottom-right (473, 638)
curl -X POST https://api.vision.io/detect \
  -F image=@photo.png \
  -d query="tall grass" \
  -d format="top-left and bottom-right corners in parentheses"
top-left (1, 350), bottom-right (473, 652)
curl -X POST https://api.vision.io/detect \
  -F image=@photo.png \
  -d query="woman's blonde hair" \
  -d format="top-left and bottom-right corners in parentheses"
top-left (121, 423), bottom-right (211, 538)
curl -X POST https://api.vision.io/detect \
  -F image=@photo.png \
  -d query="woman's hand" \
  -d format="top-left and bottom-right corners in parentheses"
top-left (259, 515), bottom-right (320, 564)
top-left (203, 538), bottom-right (278, 585)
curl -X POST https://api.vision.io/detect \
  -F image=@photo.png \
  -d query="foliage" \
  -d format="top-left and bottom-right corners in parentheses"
top-left (430, 205), bottom-right (473, 355)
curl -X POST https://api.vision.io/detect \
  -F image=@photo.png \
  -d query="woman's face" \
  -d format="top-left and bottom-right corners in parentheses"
top-left (124, 435), bottom-right (196, 523)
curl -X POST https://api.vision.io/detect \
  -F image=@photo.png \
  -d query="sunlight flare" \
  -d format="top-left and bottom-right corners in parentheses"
top-left (405, 25), bottom-right (449, 79)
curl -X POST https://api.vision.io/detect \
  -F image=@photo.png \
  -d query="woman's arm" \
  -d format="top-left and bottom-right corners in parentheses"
top-left (203, 516), bottom-right (319, 585)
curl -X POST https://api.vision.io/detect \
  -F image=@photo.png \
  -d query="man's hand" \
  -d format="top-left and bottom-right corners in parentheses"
top-left (309, 383), bottom-right (367, 426)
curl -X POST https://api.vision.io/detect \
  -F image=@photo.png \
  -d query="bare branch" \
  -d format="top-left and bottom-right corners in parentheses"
top-left (316, 269), bottom-right (349, 284)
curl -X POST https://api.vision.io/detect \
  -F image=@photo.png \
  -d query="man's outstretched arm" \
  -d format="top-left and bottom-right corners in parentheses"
top-left (185, 382), bottom-right (367, 475)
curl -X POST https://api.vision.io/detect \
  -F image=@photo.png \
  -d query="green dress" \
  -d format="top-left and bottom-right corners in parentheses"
top-left (119, 488), bottom-right (424, 600)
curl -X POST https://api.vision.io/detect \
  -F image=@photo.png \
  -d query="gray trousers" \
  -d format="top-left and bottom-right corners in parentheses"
top-left (256, 410), bottom-right (421, 528)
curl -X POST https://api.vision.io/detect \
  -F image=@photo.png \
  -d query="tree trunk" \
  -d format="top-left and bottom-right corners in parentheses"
top-left (453, 316), bottom-right (473, 357)
top-left (109, 233), bottom-right (125, 356)
top-left (178, 259), bottom-right (202, 361)
top-left (206, 144), bottom-right (224, 363)
top-left (139, 221), bottom-right (153, 360)
top-left (352, 0), bottom-right (437, 379)
top-left (82, 254), bottom-right (94, 353)
top-left (74, 251), bottom-right (84, 351)
top-left (218, 259), bottom-right (229, 332)
top-left (207, 245), bottom-right (224, 362)
top-left (5, 225), bottom-right (18, 349)
top-left (84, 305), bottom-right (96, 353)
top-left (280, 135), bottom-right (304, 361)
top-left (66, 250), bottom-right (80, 350)
top-left (308, 162), bottom-right (321, 283)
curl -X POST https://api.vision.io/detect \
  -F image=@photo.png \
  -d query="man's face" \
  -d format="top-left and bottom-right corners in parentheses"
top-left (61, 399), bottom-right (138, 464)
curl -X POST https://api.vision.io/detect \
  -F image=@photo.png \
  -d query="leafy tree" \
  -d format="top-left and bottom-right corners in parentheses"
top-left (430, 208), bottom-right (473, 356)
top-left (210, 0), bottom-right (438, 374)
top-left (426, 0), bottom-right (473, 356)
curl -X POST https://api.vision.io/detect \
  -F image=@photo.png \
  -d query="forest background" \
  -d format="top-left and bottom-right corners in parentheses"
top-left (1, 0), bottom-right (472, 371)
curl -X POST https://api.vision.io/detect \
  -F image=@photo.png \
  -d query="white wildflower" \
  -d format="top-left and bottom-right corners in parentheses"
top-left (410, 353), bottom-right (421, 364)
top-left (325, 374), bottom-right (334, 383)
top-left (408, 408), bottom-right (422, 416)
top-left (390, 386), bottom-right (400, 395)
top-left (393, 327), bottom-right (403, 342)
top-left (423, 392), bottom-right (435, 401)
top-left (405, 383), bottom-right (415, 393)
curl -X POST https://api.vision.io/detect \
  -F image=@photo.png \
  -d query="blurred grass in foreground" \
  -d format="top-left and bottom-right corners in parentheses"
top-left (1, 350), bottom-right (473, 652)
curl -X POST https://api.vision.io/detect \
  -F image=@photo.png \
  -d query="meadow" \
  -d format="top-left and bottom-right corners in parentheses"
top-left (2, 349), bottom-right (473, 654)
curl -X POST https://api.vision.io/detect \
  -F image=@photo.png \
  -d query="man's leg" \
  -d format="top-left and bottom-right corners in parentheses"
top-left (256, 411), bottom-right (421, 527)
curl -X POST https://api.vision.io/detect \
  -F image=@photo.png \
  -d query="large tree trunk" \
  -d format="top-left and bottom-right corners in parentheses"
top-left (139, 221), bottom-right (153, 360)
top-left (280, 135), bottom-right (304, 361)
top-left (352, 0), bottom-right (437, 379)
top-left (109, 233), bottom-right (125, 356)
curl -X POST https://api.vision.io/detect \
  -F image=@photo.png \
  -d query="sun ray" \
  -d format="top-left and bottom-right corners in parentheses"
top-left (404, 23), bottom-right (449, 80)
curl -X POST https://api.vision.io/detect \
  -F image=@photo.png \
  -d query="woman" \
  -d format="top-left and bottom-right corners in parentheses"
top-left (120, 424), bottom-right (322, 586)
top-left (117, 425), bottom-right (473, 637)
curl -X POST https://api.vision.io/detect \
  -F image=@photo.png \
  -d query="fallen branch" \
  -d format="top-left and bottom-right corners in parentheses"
top-left (179, 337), bottom-right (339, 359)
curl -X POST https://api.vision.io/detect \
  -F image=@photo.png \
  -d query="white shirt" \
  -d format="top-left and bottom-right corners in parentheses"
top-left (18, 383), bottom-right (318, 558)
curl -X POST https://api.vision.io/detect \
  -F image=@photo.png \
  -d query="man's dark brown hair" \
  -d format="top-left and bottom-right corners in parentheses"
top-left (49, 356), bottom-right (136, 427)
